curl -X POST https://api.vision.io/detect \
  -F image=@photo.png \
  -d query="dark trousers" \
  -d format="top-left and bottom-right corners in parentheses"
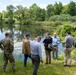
top-left (31, 55), bottom-right (40, 75)
top-left (24, 54), bottom-right (31, 66)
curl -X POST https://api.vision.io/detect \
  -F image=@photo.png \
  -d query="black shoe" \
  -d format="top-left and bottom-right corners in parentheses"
top-left (45, 63), bottom-right (48, 64)
top-left (63, 64), bottom-right (67, 67)
top-left (67, 65), bottom-right (71, 67)
top-left (49, 62), bottom-right (51, 64)
top-left (3, 69), bottom-right (5, 72)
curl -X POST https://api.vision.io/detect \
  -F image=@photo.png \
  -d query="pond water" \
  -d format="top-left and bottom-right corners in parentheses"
top-left (13, 41), bottom-right (64, 60)
top-left (0, 31), bottom-right (64, 60)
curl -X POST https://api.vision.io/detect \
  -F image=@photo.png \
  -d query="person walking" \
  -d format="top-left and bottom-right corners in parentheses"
top-left (43, 32), bottom-right (52, 64)
top-left (0, 32), bottom-right (15, 72)
top-left (52, 32), bottom-right (60, 60)
top-left (22, 34), bottom-right (31, 67)
top-left (30, 36), bottom-right (43, 75)
top-left (63, 31), bottom-right (74, 67)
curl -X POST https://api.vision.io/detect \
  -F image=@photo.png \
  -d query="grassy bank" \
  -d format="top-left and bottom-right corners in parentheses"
top-left (0, 56), bottom-right (76, 75)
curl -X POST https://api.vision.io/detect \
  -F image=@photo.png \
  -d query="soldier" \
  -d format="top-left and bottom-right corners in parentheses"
top-left (0, 32), bottom-right (15, 72)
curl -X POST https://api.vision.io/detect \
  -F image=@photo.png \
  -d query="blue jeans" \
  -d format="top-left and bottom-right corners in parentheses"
top-left (24, 54), bottom-right (31, 66)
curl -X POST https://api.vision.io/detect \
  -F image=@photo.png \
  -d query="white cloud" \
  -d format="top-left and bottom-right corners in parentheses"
top-left (0, 1), bottom-right (2, 5)
top-left (10, 0), bottom-right (22, 1)
top-left (38, 4), bottom-right (47, 9)
top-left (12, 3), bottom-right (19, 7)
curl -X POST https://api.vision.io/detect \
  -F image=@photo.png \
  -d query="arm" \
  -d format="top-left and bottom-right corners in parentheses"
top-left (38, 44), bottom-right (43, 63)
top-left (9, 39), bottom-right (14, 52)
top-left (22, 41), bottom-right (26, 54)
top-left (0, 40), bottom-right (4, 50)
top-left (25, 41), bottom-right (30, 55)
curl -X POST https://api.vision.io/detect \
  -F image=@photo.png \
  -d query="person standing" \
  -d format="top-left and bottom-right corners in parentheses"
top-left (52, 32), bottom-right (60, 60)
top-left (22, 34), bottom-right (31, 67)
top-left (0, 32), bottom-right (15, 72)
top-left (63, 31), bottom-right (74, 67)
top-left (43, 32), bottom-right (52, 64)
top-left (30, 36), bottom-right (43, 75)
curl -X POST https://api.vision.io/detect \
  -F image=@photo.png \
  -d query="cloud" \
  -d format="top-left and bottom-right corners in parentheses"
top-left (10, 0), bottom-right (22, 1)
top-left (0, 1), bottom-right (2, 5)
top-left (38, 4), bottom-right (47, 9)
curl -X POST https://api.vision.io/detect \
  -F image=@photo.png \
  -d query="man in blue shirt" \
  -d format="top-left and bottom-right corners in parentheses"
top-left (52, 32), bottom-right (60, 60)
top-left (30, 36), bottom-right (43, 75)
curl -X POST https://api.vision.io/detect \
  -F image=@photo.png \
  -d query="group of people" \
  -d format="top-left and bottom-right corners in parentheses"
top-left (0, 31), bottom-right (75, 75)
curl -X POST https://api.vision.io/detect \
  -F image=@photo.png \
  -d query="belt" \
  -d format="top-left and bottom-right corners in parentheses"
top-left (31, 54), bottom-right (39, 56)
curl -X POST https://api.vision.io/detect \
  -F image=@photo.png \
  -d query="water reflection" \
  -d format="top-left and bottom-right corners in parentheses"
top-left (0, 31), bottom-right (64, 60)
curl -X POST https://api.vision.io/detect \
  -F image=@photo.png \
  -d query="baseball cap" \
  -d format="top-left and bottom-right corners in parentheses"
top-left (25, 34), bottom-right (30, 37)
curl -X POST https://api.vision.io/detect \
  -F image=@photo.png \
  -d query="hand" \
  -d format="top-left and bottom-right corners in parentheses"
top-left (40, 60), bottom-right (43, 63)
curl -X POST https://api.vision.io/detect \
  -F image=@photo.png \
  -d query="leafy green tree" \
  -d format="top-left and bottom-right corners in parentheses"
top-left (68, 1), bottom-right (76, 16)
top-left (0, 13), bottom-right (4, 32)
top-left (46, 4), bottom-right (54, 20)
top-left (29, 3), bottom-right (45, 21)
top-left (54, 2), bottom-right (63, 15)
top-left (5, 5), bottom-right (15, 40)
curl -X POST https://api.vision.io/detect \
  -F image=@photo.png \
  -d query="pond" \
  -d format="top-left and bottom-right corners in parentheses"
top-left (0, 31), bottom-right (64, 60)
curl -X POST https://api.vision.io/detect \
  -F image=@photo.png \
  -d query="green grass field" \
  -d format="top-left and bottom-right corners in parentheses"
top-left (0, 57), bottom-right (76, 75)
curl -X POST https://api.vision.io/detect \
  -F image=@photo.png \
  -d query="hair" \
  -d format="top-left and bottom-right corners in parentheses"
top-left (46, 32), bottom-right (50, 35)
top-left (36, 36), bottom-right (41, 41)
top-left (5, 32), bottom-right (9, 37)
top-left (67, 31), bottom-right (71, 35)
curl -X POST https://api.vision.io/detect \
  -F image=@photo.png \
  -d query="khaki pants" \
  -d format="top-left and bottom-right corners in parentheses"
top-left (52, 46), bottom-right (58, 60)
top-left (64, 47), bottom-right (72, 65)
top-left (45, 50), bottom-right (51, 64)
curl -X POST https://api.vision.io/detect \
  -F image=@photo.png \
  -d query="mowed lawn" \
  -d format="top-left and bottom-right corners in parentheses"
top-left (0, 58), bottom-right (76, 75)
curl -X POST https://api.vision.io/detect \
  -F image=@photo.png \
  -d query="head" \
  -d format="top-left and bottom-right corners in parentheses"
top-left (36, 36), bottom-right (41, 42)
top-left (45, 32), bottom-right (50, 38)
top-left (25, 34), bottom-right (30, 40)
top-left (54, 32), bottom-right (57, 37)
top-left (66, 31), bottom-right (71, 35)
top-left (5, 32), bottom-right (9, 37)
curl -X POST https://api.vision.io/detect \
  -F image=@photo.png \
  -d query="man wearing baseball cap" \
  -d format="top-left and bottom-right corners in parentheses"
top-left (22, 34), bottom-right (31, 67)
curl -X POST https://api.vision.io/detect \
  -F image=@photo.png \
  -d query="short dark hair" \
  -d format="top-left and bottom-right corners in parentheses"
top-left (5, 32), bottom-right (9, 36)
top-left (46, 32), bottom-right (50, 35)
top-left (67, 31), bottom-right (71, 34)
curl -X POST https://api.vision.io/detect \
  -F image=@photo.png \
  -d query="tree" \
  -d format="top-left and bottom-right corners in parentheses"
top-left (54, 2), bottom-right (63, 15)
top-left (0, 13), bottom-right (4, 32)
top-left (46, 4), bottom-right (54, 20)
top-left (68, 1), bottom-right (76, 16)
top-left (5, 5), bottom-right (15, 40)
top-left (29, 3), bottom-right (45, 21)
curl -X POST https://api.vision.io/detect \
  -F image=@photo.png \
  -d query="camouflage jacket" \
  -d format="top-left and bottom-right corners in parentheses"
top-left (0, 37), bottom-right (14, 54)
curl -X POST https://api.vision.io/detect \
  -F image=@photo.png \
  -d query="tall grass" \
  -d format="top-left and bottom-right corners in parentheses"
top-left (0, 52), bottom-right (76, 75)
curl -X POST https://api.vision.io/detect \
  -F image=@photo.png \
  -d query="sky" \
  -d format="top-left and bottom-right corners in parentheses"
top-left (0, 0), bottom-right (76, 12)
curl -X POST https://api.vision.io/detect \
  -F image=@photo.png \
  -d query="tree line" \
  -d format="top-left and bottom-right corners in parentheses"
top-left (0, 1), bottom-right (76, 39)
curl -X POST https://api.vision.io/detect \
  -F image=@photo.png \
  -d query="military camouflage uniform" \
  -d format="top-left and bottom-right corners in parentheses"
top-left (0, 37), bottom-right (15, 72)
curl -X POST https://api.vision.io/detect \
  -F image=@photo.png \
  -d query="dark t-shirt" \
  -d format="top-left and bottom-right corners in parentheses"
top-left (43, 37), bottom-right (52, 50)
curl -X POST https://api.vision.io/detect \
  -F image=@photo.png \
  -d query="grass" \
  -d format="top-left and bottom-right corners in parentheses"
top-left (0, 56), bottom-right (76, 75)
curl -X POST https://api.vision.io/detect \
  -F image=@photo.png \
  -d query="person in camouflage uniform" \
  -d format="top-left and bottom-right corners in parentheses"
top-left (0, 32), bottom-right (15, 72)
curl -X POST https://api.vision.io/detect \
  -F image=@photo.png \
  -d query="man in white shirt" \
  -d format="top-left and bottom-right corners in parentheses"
top-left (52, 32), bottom-right (60, 60)
top-left (30, 36), bottom-right (43, 75)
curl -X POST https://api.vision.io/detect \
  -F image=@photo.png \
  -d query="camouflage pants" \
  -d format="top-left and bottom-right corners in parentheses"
top-left (3, 52), bottom-right (15, 71)
top-left (64, 47), bottom-right (73, 66)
